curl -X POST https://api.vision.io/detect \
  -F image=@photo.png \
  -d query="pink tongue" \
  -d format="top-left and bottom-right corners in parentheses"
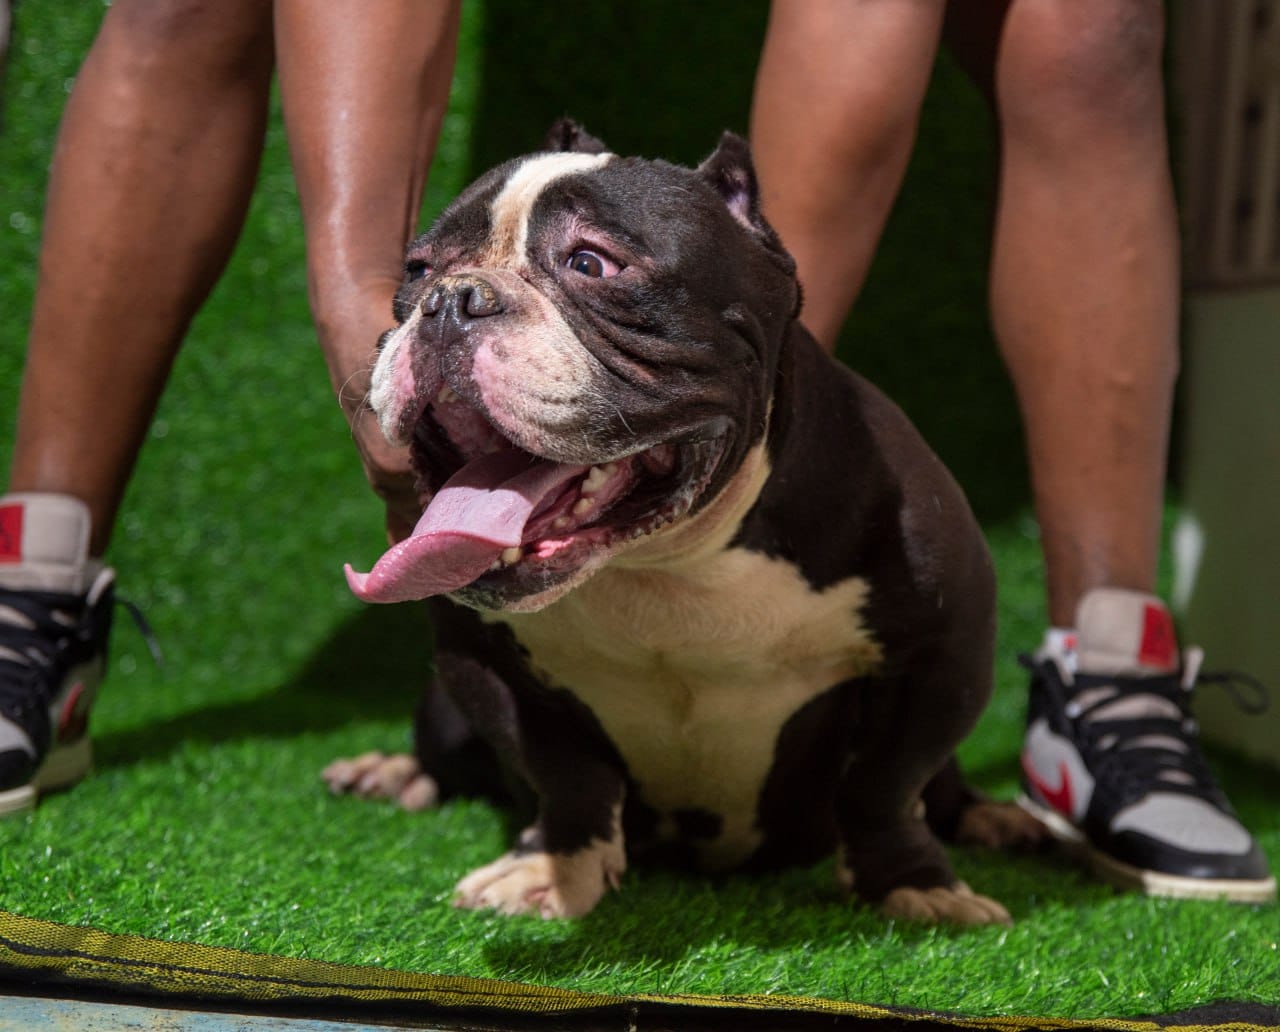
top-left (345, 449), bottom-right (587, 603)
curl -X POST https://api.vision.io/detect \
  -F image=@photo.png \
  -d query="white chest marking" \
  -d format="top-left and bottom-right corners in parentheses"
top-left (493, 549), bottom-right (882, 868)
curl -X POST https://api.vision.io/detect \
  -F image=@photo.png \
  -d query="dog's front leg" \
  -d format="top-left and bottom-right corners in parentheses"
top-left (452, 700), bottom-right (628, 920)
top-left (835, 654), bottom-right (1011, 926)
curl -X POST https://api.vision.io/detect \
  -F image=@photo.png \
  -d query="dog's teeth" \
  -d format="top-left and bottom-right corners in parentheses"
top-left (572, 498), bottom-right (594, 516)
top-left (581, 463), bottom-right (616, 495)
top-left (553, 516), bottom-right (571, 530)
top-left (436, 386), bottom-right (460, 405)
top-left (500, 546), bottom-right (522, 565)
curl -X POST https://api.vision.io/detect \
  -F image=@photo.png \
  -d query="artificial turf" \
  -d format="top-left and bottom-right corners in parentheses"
top-left (2, 3), bottom-right (1278, 1024)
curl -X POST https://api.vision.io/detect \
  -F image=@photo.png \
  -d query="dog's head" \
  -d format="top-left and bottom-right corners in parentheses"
top-left (345, 121), bottom-right (799, 611)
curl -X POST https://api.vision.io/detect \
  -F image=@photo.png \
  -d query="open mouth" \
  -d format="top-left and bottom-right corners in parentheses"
top-left (345, 388), bottom-right (725, 604)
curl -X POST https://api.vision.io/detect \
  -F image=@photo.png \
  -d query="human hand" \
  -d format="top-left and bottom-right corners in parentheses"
top-left (349, 402), bottom-right (421, 545)
top-left (320, 294), bottom-right (423, 546)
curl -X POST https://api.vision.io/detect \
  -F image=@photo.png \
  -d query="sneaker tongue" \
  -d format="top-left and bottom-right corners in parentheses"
top-left (0, 493), bottom-right (99, 594)
top-left (1075, 588), bottom-right (1180, 677)
top-left (344, 449), bottom-right (588, 603)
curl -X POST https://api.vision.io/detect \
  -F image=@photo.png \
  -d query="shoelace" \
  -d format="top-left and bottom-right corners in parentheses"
top-left (1020, 652), bottom-right (1270, 811)
top-left (1195, 667), bottom-right (1269, 716)
top-left (119, 595), bottom-right (163, 667)
top-left (0, 588), bottom-right (91, 715)
top-left (0, 584), bottom-right (162, 720)
top-left (1068, 680), bottom-right (1219, 808)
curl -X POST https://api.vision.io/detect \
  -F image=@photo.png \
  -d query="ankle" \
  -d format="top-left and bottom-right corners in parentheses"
top-left (0, 493), bottom-right (102, 594)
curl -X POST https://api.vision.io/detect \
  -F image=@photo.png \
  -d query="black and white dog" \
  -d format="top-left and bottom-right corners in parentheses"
top-left (329, 121), bottom-right (1041, 923)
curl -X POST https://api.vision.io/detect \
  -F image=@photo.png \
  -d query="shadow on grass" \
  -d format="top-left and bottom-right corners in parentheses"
top-left (461, 749), bottom-right (1277, 978)
top-left (94, 604), bottom-right (435, 769)
top-left (474, 848), bottom-right (1087, 982)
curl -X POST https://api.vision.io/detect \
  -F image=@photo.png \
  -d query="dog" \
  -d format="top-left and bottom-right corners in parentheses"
top-left (327, 120), bottom-right (1042, 923)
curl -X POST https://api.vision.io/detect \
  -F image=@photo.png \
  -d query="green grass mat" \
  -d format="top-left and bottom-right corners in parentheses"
top-left (3, 911), bottom-right (1278, 1032)
top-left (2, 3), bottom-right (1278, 1025)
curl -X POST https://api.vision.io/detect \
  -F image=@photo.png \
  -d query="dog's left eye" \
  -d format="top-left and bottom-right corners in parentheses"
top-left (566, 250), bottom-right (620, 278)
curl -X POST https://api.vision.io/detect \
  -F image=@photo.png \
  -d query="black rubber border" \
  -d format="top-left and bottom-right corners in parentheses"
top-left (2, 910), bottom-right (1276, 1031)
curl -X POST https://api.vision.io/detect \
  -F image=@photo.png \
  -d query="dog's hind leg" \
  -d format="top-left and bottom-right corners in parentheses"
top-left (322, 668), bottom-right (507, 812)
top-left (922, 755), bottom-right (1049, 851)
top-left (322, 750), bottom-right (439, 811)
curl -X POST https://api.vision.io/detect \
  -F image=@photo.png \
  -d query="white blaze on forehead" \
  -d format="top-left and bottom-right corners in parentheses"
top-left (488, 152), bottom-right (612, 268)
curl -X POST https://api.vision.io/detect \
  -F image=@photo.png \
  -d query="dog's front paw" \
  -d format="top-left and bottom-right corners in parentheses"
top-left (321, 751), bottom-right (439, 811)
top-left (955, 799), bottom-right (1050, 851)
top-left (882, 882), bottom-right (1011, 926)
top-left (453, 839), bottom-right (625, 919)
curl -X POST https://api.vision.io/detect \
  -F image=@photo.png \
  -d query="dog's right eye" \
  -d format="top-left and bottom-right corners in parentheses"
top-left (566, 249), bottom-right (622, 278)
top-left (405, 260), bottom-right (431, 282)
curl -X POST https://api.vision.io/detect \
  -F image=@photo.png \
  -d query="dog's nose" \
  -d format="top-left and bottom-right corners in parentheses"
top-left (423, 275), bottom-right (505, 327)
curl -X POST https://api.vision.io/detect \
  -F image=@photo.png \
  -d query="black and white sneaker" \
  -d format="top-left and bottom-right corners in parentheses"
top-left (0, 494), bottom-right (114, 816)
top-left (1018, 587), bottom-right (1275, 903)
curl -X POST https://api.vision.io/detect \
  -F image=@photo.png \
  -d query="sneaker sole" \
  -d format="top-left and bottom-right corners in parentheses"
top-left (0, 783), bottom-right (36, 817)
top-left (0, 738), bottom-right (94, 819)
top-left (1017, 794), bottom-right (1277, 904)
top-left (32, 736), bottom-right (93, 793)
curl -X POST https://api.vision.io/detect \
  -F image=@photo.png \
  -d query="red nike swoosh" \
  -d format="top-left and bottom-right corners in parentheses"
top-left (1022, 753), bottom-right (1074, 816)
top-left (57, 682), bottom-right (88, 742)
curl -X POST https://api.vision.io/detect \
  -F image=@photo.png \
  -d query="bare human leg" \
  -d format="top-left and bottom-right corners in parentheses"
top-left (973, 1), bottom-right (1270, 901)
top-left (982, 0), bottom-right (1178, 624)
top-left (7, 0), bottom-right (276, 556)
top-left (0, 0), bottom-right (274, 814)
top-left (274, 0), bottom-right (462, 544)
top-left (749, 0), bottom-right (946, 353)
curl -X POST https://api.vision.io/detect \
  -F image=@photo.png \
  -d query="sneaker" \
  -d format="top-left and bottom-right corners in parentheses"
top-left (0, 494), bottom-right (114, 816)
top-left (1018, 587), bottom-right (1276, 903)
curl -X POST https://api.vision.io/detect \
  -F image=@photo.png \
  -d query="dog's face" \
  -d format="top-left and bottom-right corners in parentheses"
top-left (346, 122), bottom-right (798, 611)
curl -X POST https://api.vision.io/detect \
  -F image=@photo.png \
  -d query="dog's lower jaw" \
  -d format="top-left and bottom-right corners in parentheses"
top-left (449, 438), bottom-right (744, 614)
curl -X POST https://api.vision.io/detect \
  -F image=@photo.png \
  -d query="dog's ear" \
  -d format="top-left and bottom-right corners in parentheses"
top-left (544, 118), bottom-right (609, 155)
top-left (696, 131), bottom-right (775, 240)
top-left (698, 131), bottom-right (797, 291)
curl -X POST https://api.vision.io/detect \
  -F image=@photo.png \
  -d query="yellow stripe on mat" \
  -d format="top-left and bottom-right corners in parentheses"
top-left (0, 910), bottom-right (1271, 1031)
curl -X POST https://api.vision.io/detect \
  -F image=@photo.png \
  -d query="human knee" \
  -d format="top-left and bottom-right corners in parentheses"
top-left (100, 0), bottom-right (272, 81)
top-left (999, 0), bottom-right (1165, 134)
